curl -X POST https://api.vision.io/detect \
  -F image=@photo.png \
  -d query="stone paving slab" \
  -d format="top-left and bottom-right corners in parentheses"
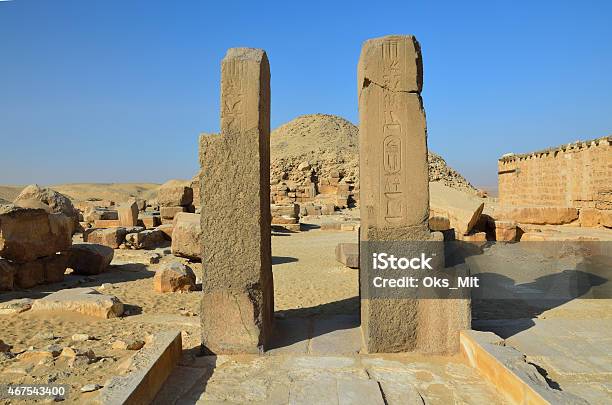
top-left (154, 353), bottom-right (506, 404)
top-left (475, 313), bottom-right (612, 404)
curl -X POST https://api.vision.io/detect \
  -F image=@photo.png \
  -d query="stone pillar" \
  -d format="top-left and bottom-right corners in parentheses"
top-left (358, 35), bottom-right (469, 354)
top-left (199, 48), bottom-right (273, 354)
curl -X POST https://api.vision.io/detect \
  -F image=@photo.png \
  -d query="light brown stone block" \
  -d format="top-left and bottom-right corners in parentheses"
top-left (335, 243), bottom-right (358, 268)
top-left (84, 227), bottom-right (127, 249)
top-left (494, 220), bottom-right (517, 242)
top-left (171, 213), bottom-right (201, 261)
top-left (199, 48), bottom-right (273, 354)
top-left (160, 206), bottom-right (187, 220)
top-left (0, 206), bottom-right (72, 264)
top-left (505, 207), bottom-right (579, 225)
top-left (579, 208), bottom-right (601, 227)
top-left (94, 219), bottom-right (122, 228)
top-left (118, 201), bottom-right (139, 227)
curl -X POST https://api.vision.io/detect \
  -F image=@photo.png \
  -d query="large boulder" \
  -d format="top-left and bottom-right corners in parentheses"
top-left (0, 205), bottom-right (72, 263)
top-left (67, 244), bottom-right (114, 275)
top-left (83, 227), bottom-right (127, 249)
top-left (503, 207), bottom-right (579, 225)
top-left (154, 262), bottom-right (196, 293)
top-left (31, 287), bottom-right (123, 318)
top-left (0, 259), bottom-right (15, 291)
top-left (170, 213), bottom-right (201, 260)
top-left (13, 253), bottom-right (68, 287)
top-left (157, 180), bottom-right (193, 207)
top-left (430, 182), bottom-right (484, 236)
top-left (13, 185), bottom-right (79, 233)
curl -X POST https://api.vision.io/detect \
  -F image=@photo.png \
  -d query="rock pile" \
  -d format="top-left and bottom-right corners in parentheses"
top-left (157, 180), bottom-right (195, 224)
top-left (0, 205), bottom-right (73, 289)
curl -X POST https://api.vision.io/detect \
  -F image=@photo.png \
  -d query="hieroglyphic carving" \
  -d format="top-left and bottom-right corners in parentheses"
top-left (381, 39), bottom-right (404, 225)
top-left (221, 59), bottom-right (246, 133)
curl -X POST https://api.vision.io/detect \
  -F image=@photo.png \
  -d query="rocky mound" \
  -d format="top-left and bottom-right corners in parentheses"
top-left (271, 113), bottom-right (475, 193)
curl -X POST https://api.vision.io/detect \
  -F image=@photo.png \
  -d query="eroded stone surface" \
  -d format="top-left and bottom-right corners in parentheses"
top-left (171, 213), bottom-right (201, 260)
top-left (199, 47), bottom-right (273, 354)
top-left (358, 35), bottom-right (469, 354)
top-left (30, 287), bottom-right (123, 318)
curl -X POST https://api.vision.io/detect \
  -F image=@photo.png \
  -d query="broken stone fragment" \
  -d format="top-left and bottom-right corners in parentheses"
top-left (83, 227), bottom-right (127, 249)
top-left (170, 213), bottom-right (201, 260)
top-left (0, 298), bottom-right (33, 315)
top-left (428, 215), bottom-right (451, 231)
top-left (154, 262), bottom-right (196, 293)
top-left (13, 184), bottom-right (80, 233)
top-left (0, 205), bottom-right (72, 263)
top-left (0, 258), bottom-right (15, 291)
top-left (117, 201), bottom-right (139, 227)
top-left (430, 182), bottom-right (484, 236)
top-left (502, 206), bottom-right (579, 225)
top-left (335, 243), bottom-right (359, 268)
top-left (31, 287), bottom-right (124, 318)
top-left (67, 243), bottom-right (114, 275)
top-left (157, 180), bottom-right (193, 207)
top-left (112, 339), bottom-right (144, 350)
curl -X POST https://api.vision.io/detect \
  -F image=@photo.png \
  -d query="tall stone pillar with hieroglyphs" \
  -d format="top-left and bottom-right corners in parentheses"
top-left (358, 35), bottom-right (470, 354)
top-left (199, 48), bottom-right (273, 354)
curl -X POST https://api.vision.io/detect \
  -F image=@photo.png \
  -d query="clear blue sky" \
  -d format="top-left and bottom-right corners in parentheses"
top-left (1, 0), bottom-right (611, 187)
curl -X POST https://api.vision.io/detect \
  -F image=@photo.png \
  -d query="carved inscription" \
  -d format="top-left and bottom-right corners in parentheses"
top-left (381, 40), bottom-right (404, 225)
top-left (221, 60), bottom-right (245, 132)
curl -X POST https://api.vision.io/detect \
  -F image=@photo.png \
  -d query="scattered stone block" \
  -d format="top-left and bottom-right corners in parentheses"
top-left (139, 215), bottom-right (161, 229)
top-left (157, 181), bottom-right (193, 207)
top-left (0, 206), bottom-right (72, 263)
top-left (429, 215), bottom-right (451, 231)
top-left (579, 208), bottom-right (601, 227)
top-left (430, 182), bottom-right (484, 235)
top-left (0, 259), bottom-right (15, 291)
top-left (321, 203), bottom-right (335, 215)
top-left (335, 243), bottom-right (358, 268)
top-left (0, 298), bottom-right (33, 314)
top-left (157, 224), bottom-right (174, 240)
top-left (93, 219), bottom-right (122, 228)
top-left (494, 220), bottom-right (517, 242)
top-left (31, 287), bottom-right (123, 318)
top-left (13, 253), bottom-right (68, 288)
top-left (13, 184), bottom-right (79, 233)
top-left (67, 243), bottom-right (114, 275)
top-left (504, 207), bottom-right (579, 225)
top-left (171, 213), bottom-right (201, 260)
top-left (139, 229), bottom-right (166, 250)
top-left (112, 339), bottom-right (145, 351)
top-left (154, 262), bottom-right (196, 293)
top-left (462, 232), bottom-right (488, 242)
top-left (129, 198), bottom-right (147, 211)
top-left (83, 227), bottom-right (127, 249)
top-left (118, 201), bottom-right (139, 227)
top-left (160, 206), bottom-right (187, 219)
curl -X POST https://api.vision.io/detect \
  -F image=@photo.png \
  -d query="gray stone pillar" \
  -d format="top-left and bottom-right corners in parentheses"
top-left (199, 48), bottom-right (273, 354)
top-left (358, 35), bottom-right (469, 354)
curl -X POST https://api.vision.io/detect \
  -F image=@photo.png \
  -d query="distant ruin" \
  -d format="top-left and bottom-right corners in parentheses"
top-left (498, 136), bottom-right (611, 227)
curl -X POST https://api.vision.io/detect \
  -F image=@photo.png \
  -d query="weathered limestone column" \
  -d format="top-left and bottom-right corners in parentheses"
top-left (358, 35), bottom-right (469, 354)
top-left (199, 48), bottom-right (273, 354)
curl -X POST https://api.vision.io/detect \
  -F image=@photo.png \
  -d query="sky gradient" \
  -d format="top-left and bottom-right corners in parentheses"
top-left (1, 0), bottom-right (611, 188)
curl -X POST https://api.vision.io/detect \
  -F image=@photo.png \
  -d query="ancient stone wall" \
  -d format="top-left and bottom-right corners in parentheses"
top-left (498, 137), bottom-right (611, 209)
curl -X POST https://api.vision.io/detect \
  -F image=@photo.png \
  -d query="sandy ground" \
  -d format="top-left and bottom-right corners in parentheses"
top-left (0, 183), bottom-right (160, 205)
top-left (0, 225), bottom-right (360, 403)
